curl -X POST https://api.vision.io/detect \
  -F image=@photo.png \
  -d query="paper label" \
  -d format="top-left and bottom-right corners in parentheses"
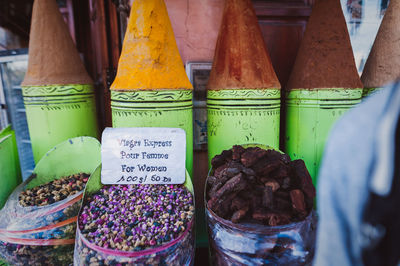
top-left (101, 127), bottom-right (186, 184)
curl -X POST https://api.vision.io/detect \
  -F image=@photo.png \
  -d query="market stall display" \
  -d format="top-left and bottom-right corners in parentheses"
top-left (361, 0), bottom-right (400, 97)
top-left (0, 137), bottom-right (100, 265)
top-left (206, 0), bottom-right (281, 165)
top-left (285, 0), bottom-right (363, 185)
top-left (206, 145), bottom-right (316, 265)
top-left (74, 166), bottom-right (195, 265)
top-left (0, 126), bottom-right (21, 209)
top-left (21, 0), bottom-right (98, 163)
top-left (110, 0), bottom-right (194, 176)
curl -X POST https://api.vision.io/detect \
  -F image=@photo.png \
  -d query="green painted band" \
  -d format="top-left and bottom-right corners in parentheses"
top-left (362, 87), bottom-right (381, 98)
top-left (22, 84), bottom-right (94, 97)
top-left (207, 89), bottom-right (280, 100)
top-left (111, 101), bottom-right (192, 109)
top-left (111, 90), bottom-right (192, 102)
top-left (286, 88), bottom-right (363, 100)
top-left (23, 94), bottom-right (95, 105)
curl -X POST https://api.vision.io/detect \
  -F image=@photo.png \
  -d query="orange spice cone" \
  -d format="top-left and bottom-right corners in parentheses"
top-left (361, 0), bottom-right (400, 97)
top-left (21, 0), bottom-right (98, 163)
top-left (285, 0), bottom-right (363, 184)
top-left (110, 0), bottom-right (193, 175)
top-left (206, 0), bottom-right (281, 163)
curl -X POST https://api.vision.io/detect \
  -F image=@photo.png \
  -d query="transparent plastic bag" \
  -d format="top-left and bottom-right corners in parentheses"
top-left (0, 176), bottom-right (82, 265)
top-left (0, 176), bottom-right (83, 232)
top-left (0, 137), bottom-right (101, 265)
top-left (206, 207), bottom-right (317, 265)
top-left (74, 220), bottom-right (194, 265)
top-left (73, 165), bottom-right (196, 266)
top-left (0, 239), bottom-right (74, 266)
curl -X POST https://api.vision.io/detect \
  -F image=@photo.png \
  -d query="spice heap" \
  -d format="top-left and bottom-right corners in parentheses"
top-left (207, 0), bottom-right (280, 90)
top-left (286, 0), bottom-right (362, 90)
top-left (79, 184), bottom-right (194, 252)
top-left (361, 0), bottom-right (400, 90)
top-left (207, 145), bottom-right (315, 226)
top-left (19, 173), bottom-right (89, 207)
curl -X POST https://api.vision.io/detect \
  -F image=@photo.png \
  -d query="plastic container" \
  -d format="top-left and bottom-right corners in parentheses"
top-left (22, 84), bottom-right (99, 163)
top-left (74, 165), bottom-right (196, 265)
top-left (207, 89), bottom-right (280, 166)
top-left (111, 90), bottom-right (193, 176)
top-left (0, 136), bottom-right (101, 265)
top-left (0, 126), bottom-right (22, 209)
top-left (206, 207), bottom-right (316, 265)
top-left (285, 88), bottom-right (362, 185)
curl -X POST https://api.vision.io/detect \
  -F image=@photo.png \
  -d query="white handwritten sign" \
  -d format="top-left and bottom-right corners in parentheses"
top-left (101, 127), bottom-right (186, 184)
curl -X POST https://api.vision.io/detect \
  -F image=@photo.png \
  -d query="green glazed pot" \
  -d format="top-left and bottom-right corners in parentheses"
top-left (111, 90), bottom-right (193, 177)
top-left (207, 89), bottom-right (280, 166)
top-left (23, 85), bottom-right (99, 163)
top-left (362, 87), bottom-right (381, 98)
top-left (285, 88), bottom-right (362, 186)
top-left (0, 126), bottom-right (22, 209)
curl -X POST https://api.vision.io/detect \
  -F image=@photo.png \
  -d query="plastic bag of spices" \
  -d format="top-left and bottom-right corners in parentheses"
top-left (74, 165), bottom-right (196, 265)
top-left (205, 145), bottom-right (317, 265)
top-left (0, 137), bottom-right (101, 265)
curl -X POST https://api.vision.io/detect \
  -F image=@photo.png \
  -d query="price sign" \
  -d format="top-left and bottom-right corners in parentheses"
top-left (101, 127), bottom-right (186, 184)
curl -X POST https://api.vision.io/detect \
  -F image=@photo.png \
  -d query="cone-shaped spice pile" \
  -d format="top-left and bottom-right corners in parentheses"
top-left (110, 0), bottom-right (192, 91)
top-left (207, 0), bottom-right (280, 90)
top-left (22, 0), bottom-right (98, 163)
top-left (285, 0), bottom-right (363, 184)
top-left (206, 0), bottom-right (281, 162)
top-left (361, 0), bottom-right (400, 90)
top-left (22, 0), bottom-right (92, 86)
top-left (109, 0), bottom-right (193, 176)
top-left (286, 0), bottom-right (362, 90)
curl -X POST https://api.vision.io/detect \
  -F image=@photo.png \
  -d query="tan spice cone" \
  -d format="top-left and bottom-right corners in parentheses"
top-left (22, 0), bottom-right (92, 86)
top-left (286, 0), bottom-right (362, 90)
top-left (207, 0), bottom-right (281, 90)
top-left (110, 0), bottom-right (192, 91)
top-left (361, 0), bottom-right (400, 88)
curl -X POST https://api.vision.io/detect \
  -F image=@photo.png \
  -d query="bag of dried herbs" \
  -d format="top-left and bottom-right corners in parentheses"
top-left (206, 145), bottom-right (317, 265)
top-left (74, 165), bottom-right (196, 265)
top-left (0, 137), bottom-right (101, 265)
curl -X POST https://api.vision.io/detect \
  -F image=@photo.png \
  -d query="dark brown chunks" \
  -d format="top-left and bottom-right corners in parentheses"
top-left (211, 149), bottom-right (232, 168)
top-left (232, 145), bottom-right (245, 161)
top-left (214, 173), bottom-right (246, 199)
top-left (207, 146), bottom-right (316, 226)
top-left (240, 147), bottom-right (267, 167)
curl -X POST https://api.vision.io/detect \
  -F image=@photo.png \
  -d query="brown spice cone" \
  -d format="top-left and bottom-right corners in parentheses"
top-left (207, 0), bottom-right (280, 90)
top-left (22, 0), bottom-right (92, 86)
top-left (361, 0), bottom-right (400, 88)
top-left (286, 0), bottom-right (362, 90)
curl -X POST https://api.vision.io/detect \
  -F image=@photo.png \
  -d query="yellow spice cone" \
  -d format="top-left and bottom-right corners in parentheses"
top-left (110, 0), bottom-right (194, 176)
top-left (110, 0), bottom-right (192, 91)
